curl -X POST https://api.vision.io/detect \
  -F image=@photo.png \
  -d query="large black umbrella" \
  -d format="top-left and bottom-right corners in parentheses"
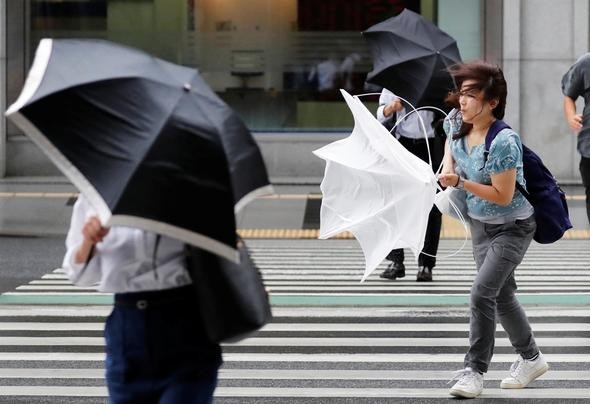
top-left (363, 9), bottom-right (462, 110)
top-left (6, 38), bottom-right (272, 262)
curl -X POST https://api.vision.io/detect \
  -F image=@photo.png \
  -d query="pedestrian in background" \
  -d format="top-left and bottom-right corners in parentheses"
top-left (562, 53), bottom-right (590, 225)
top-left (376, 88), bottom-right (443, 281)
top-left (62, 196), bottom-right (221, 404)
top-left (308, 54), bottom-right (341, 100)
top-left (340, 52), bottom-right (362, 91)
top-left (438, 61), bottom-right (548, 399)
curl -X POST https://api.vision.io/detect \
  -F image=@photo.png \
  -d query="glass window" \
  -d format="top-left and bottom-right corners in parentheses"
top-left (437, 0), bottom-right (482, 61)
top-left (29, 0), bottom-right (482, 132)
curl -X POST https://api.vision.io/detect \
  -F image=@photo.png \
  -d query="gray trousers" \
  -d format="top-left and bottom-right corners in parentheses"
top-left (466, 215), bottom-right (539, 373)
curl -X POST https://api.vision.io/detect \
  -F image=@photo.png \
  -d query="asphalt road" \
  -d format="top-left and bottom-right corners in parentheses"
top-left (1, 239), bottom-right (589, 403)
top-left (0, 236), bottom-right (65, 294)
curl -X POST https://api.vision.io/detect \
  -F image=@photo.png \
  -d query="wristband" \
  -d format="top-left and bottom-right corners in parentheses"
top-left (456, 176), bottom-right (465, 190)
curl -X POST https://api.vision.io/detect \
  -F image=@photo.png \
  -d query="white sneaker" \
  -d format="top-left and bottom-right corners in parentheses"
top-left (500, 352), bottom-right (549, 389)
top-left (449, 367), bottom-right (484, 398)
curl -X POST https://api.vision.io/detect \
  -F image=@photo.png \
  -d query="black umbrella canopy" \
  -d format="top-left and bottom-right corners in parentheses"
top-left (185, 72), bottom-right (271, 211)
top-left (363, 9), bottom-right (462, 109)
top-left (6, 38), bottom-right (272, 261)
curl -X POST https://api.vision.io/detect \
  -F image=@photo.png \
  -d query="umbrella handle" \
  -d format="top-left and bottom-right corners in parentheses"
top-left (420, 186), bottom-right (469, 261)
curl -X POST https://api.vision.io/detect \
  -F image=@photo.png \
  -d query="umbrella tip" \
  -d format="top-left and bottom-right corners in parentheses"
top-left (183, 83), bottom-right (192, 91)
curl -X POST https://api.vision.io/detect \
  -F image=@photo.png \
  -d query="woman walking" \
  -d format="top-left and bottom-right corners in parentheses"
top-left (438, 61), bottom-right (548, 398)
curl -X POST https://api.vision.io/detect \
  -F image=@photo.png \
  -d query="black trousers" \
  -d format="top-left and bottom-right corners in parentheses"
top-left (386, 136), bottom-right (443, 269)
top-left (106, 286), bottom-right (222, 404)
top-left (580, 156), bottom-right (590, 224)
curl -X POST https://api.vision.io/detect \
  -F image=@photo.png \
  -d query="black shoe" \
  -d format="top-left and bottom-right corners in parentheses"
top-left (416, 266), bottom-right (433, 282)
top-left (380, 261), bottom-right (406, 279)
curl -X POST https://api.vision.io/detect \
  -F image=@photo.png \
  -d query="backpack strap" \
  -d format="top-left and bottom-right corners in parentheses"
top-left (481, 120), bottom-right (530, 199)
top-left (481, 120), bottom-right (511, 168)
top-left (515, 181), bottom-right (530, 200)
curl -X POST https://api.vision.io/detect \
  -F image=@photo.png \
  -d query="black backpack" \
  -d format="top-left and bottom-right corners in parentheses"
top-left (482, 120), bottom-right (572, 244)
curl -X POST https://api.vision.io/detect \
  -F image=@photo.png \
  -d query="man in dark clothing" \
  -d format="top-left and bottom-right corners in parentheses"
top-left (562, 54), bottom-right (590, 224)
top-left (376, 89), bottom-right (443, 282)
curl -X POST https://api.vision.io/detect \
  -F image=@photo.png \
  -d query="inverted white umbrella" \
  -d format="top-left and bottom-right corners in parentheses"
top-left (313, 90), bottom-right (439, 281)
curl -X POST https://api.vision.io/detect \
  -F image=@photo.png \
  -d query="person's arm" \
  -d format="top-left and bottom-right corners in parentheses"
top-left (439, 131), bottom-right (521, 206)
top-left (440, 139), bottom-right (455, 175)
top-left (62, 198), bottom-right (108, 286)
top-left (75, 216), bottom-right (109, 264)
top-left (563, 95), bottom-right (583, 132)
top-left (438, 169), bottom-right (516, 206)
top-left (376, 90), bottom-right (403, 123)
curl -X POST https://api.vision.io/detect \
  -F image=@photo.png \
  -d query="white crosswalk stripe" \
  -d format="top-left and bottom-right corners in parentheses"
top-left (0, 239), bottom-right (588, 402)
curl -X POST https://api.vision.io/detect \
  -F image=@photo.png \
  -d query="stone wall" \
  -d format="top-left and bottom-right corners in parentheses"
top-left (503, 0), bottom-right (588, 182)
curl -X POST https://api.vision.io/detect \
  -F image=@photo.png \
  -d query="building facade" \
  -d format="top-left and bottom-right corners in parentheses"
top-left (0, 0), bottom-right (587, 182)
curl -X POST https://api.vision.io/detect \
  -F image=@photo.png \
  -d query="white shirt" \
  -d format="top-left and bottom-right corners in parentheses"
top-left (62, 196), bottom-right (191, 293)
top-left (376, 89), bottom-right (435, 139)
top-left (340, 53), bottom-right (361, 90)
top-left (308, 59), bottom-right (340, 91)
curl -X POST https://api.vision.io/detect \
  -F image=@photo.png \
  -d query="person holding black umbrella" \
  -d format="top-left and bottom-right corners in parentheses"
top-left (363, 9), bottom-right (462, 282)
top-left (376, 88), bottom-right (444, 281)
top-left (363, 9), bottom-right (462, 113)
top-left (63, 196), bottom-right (222, 403)
top-left (8, 39), bottom-right (273, 404)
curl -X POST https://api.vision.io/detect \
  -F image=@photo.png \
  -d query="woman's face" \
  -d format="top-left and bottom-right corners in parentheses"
top-left (458, 79), bottom-right (494, 124)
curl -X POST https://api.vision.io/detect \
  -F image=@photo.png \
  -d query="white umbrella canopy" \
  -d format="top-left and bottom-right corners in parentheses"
top-left (313, 90), bottom-right (438, 281)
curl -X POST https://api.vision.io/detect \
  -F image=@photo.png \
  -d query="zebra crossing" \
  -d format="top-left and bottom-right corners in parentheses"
top-left (0, 239), bottom-right (589, 402)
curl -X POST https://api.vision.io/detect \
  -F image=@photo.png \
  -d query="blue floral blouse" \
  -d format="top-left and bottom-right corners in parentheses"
top-left (443, 109), bottom-right (533, 223)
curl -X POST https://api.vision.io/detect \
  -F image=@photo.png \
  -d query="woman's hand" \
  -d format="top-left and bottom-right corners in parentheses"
top-left (438, 173), bottom-right (459, 188)
top-left (439, 169), bottom-right (517, 206)
top-left (74, 216), bottom-right (109, 264)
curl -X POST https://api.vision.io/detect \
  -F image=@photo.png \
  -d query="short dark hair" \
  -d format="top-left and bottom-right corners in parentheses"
top-left (447, 60), bottom-right (508, 119)
top-left (445, 60), bottom-right (508, 138)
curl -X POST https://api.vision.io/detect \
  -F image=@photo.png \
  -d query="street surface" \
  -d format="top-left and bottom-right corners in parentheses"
top-left (0, 238), bottom-right (588, 403)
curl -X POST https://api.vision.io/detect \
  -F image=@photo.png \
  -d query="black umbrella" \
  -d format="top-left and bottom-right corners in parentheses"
top-left (6, 38), bottom-right (272, 262)
top-left (363, 9), bottom-right (462, 110)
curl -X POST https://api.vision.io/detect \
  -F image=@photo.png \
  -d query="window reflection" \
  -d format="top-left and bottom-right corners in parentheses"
top-left (30, 0), bottom-right (467, 132)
